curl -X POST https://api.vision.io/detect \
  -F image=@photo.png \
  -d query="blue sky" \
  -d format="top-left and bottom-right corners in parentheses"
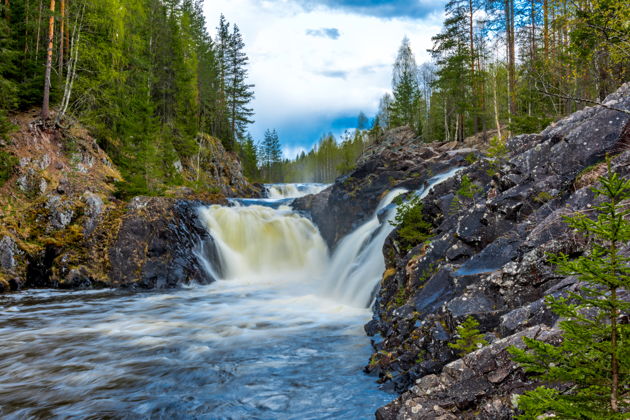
top-left (203, 0), bottom-right (444, 158)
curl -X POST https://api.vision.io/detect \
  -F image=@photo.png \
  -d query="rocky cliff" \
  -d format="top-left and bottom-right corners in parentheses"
top-left (298, 84), bottom-right (630, 418)
top-left (293, 127), bottom-right (481, 249)
top-left (0, 112), bottom-right (253, 292)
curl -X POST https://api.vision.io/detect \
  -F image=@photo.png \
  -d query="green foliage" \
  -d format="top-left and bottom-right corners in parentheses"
top-left (533, 191), bottom-right (554, 204)
top-left (0, 111), bottom-right (15, 140)
top-left (0, 149), bottom-right (18, 187)
top-left (394, 286), bottom-right (409, 306)
top-left (464, 152), bottom-right (477, 164)
top-left (485, 136), bottom-right (509, 176)
top-left (450, 175), bottom-right (482, 213)
top-left (389, 38), bottom-right (423, 134)
top-left (448, 316), bottom-right (488, 356)
top-left (0, 1), bottom-right (255, 196)
top-left (509, 115), bottom-right (554, 135)
top-left (509, 164), bottom-right (630, 419)
top-left (390, 194), bottom-right (433, 252)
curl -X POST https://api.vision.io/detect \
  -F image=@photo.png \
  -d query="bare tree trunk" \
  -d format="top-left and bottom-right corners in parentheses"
top-left (530, 0), bottom-right (536, 61)
top-left (57, 6), bottom-right (82, 123)
top-left (41, 0), bottom-right (56, 120)
top-left (443, 97), bottom-right (449, 142)
top-left (493, 67), bottom-right (502, 139)
top-left (468, 0), bottom-right (478, 133)
top-left (23, 0), bottom-right (30, 55)
top-left (611, 287), bottom-right (619, 412)
top-left (543, 0), bottom-right (549, 58)
top-left (64, 0), bottom-right (69, 56)
top-left (35, 0), bottom-right (43, 58)
top-left (505, 0), bottom-right (516, 116)
top-left (58, 0), bottom-right (64, 75)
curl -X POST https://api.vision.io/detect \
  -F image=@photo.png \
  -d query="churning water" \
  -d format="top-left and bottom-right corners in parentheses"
top-left (0, 170), bottom-right (462, 419)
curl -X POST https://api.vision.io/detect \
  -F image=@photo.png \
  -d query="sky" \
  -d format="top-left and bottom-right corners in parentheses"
top-left (203, 0), bottom-right (445, 158)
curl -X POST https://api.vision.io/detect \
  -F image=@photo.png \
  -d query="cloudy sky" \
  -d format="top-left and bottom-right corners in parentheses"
top-left (203, 0), bottom-right (444, 158)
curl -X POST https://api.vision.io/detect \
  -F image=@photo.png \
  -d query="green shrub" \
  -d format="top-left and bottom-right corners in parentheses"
top-left (448, 316), bottom-right (488, 356)
top-left (508, 114), bottom-right (553, 135)
top-left (0, 111), bottom-right (15, 140)
top-left (0, 149), bottom-right (17, 186)
top-left (533, 191), bottom-right (554, 203)
top-left (486, 135), bottom-right (508, 176)
top-left (390, 194), bottom-right (433, 252)
top-left (464, 152), bottom-right (478, 164)
top-left (450, 175), bottom-right (482, 213)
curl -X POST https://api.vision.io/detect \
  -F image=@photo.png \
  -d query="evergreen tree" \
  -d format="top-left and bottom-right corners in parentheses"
top-left (239, 133), bottom-right (259, 180)
top-left (224, 24), bottom-right (254, 149)
top-left (448, 315), bottom-right (488, 356)
top-left (430, 0), bottom-right (474, 142)
top-left (509, 165), bottom-right (630, 418)
top-left (260, 129), bottom-right (281, 181)
top-left (357, 111), bottom-right (369, 130)
top-left (389, 37), bottom-right (422, 134)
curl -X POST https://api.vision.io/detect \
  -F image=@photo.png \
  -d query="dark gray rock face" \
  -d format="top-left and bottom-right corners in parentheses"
top-left (358, 84), bottom-right (630, 418)
top-left (376, 326), bottom-right (562, 420)
top-left (108, 198), bottom-right (217, 289)
top-left (293, 127), bottom-right (476, 248)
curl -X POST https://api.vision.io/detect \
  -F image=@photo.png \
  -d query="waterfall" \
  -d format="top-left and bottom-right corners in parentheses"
top-left (197, 204), bottom-right (328, 282)
top-left (322, 167), bottom-right (465, 307)
top-left (322, 188), bottom-right (408, 307)
top-left (265, 183), bottom-right (329, 199)
top-left (198, 170), bottom-right (463, 308)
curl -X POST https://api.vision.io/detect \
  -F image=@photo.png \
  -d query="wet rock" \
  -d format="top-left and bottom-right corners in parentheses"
top-left (294, 127), bottom-right (469, 248)
top-left (455, 235), bottom-right (520, 276)
top-left (109, 198), bottom-right (217, 289)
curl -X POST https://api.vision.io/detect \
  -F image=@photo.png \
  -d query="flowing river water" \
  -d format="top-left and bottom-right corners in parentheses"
top-left (0, 176), bottom-right (459, 419)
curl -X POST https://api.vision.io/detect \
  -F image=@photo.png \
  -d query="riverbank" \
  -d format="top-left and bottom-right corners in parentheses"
top-left (296, 83), bottom-right (630, 418)
top-left (0, 111), bottom-right (258, 292)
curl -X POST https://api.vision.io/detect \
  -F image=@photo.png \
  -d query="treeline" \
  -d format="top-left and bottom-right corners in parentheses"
top-left (259, 120), bottom-right (371, 183)
top-left (376, 0), bottom-right (629, 142)
top-left (0, 0), bottom-right (257, 195)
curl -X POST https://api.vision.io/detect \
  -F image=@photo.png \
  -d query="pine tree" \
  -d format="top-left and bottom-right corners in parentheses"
top-left (430, 0), bottom-right (474, 142)
top-left (239, 133), bottom-right (259, 180)
top-left (448, 315), bottom-right (488, 356)
top-left (389, 37), bottom-right (422, 134)
top-left (260, 129), bottom-right (281, 181)
top-left (509, 164), bottom-right (630, 418)
top-left (224, 24), bottom-right (254, 150)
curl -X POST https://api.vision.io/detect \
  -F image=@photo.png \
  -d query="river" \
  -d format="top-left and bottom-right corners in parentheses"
top-left (0, 175), bottom-right (458, 419)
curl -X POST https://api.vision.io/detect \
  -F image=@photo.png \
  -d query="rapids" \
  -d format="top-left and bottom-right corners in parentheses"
top-left (264, 183), bottom-right (329, 199)
top-left (0, 170), bottom-right (463, 419)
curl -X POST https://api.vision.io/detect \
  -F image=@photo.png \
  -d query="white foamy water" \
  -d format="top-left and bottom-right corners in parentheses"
top-left (265, 183), bottom-right (329, 199)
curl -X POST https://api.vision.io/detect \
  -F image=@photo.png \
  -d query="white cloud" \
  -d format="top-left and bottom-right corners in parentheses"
top-left (203, 0), bottom-right (443, 149)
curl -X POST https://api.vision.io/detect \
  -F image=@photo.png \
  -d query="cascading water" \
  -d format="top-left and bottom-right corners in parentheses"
top-left (0, 171), bottom-right (464, 419)
top-left (321, 166), bottom-right (465, 307)
top-left (322, 188), bottom-right (408, 307)
top-left (197, 204), bottom-right (328, 281)
top-left (264, 183), bottom-right (329, 199)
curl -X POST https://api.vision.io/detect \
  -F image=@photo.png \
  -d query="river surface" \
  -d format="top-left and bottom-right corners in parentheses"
top-left (0, 183), bottom-right (394, 420)
top-left (0, 286), bottom-right (390, 419)
top-left (0, 176), bottom-right (459, 419)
